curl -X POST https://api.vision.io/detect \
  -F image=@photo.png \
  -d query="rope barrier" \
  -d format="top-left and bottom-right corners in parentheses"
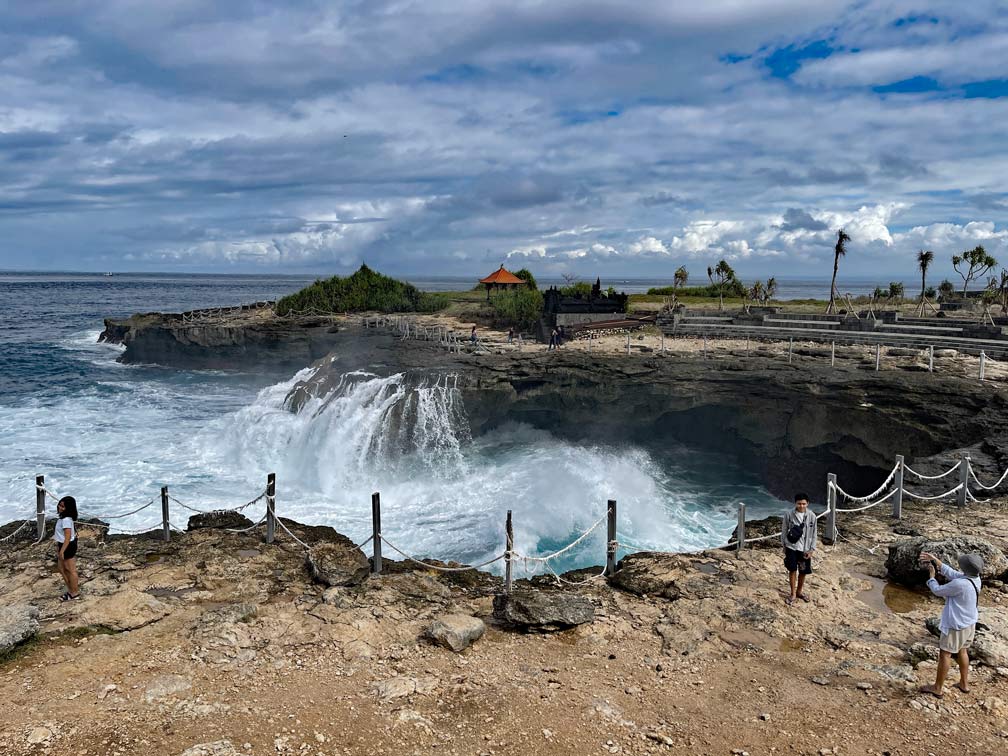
top-left (0, 519), bottom-right (34, 543)
top-left (904, 463), bottom-right (959, 481)
top-left (224, 512), bottom-right (268, 533)
top-left (93, 496), bottom-right (158, 519)
top-left (378, 533), bottom-right (506, 572)
top-left (274, 516), bottom-right (312, 550)
top-left (354, 534), bottom-right (374, 550)
top-left (902, 483), bottom-right (963, 501)
top-left (830, 464), bottom-right (899, 503)
top-left (967, 461), bottom-right (1008, 491)
top-left (167, 492), bottom-right (266, 515)
top-left (834, 488), bottom-right (898, 512)
top-left (510, 512), bottom-right (609, 564)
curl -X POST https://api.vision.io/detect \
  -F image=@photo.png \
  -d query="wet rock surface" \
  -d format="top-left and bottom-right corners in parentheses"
top-left (187, 510), bottom-right (254, 531)
top-left (492, 590), bottom-right (596, 631)
top-left (305, 540), bottom-right (370, 587)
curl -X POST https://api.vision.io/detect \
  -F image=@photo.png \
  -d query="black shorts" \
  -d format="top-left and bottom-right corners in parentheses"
top-left (784, 547), bottom-right (811, 574)
top-left (56, 539), bottom-right (77, 560)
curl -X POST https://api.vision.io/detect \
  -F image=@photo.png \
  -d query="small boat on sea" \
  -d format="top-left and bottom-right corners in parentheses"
top-left (103, 272), bottom-right (114, 277)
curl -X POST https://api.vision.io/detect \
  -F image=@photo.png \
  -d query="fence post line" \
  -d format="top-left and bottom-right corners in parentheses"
top-left (736, 502), bottom-right (746, 554)
top-left (980, 351), bottom-right (986, 382)
top-left (606, 499), bottom-right (617, 576)
top-left (831, 341), bottom-right (835, 367)
top-left (929, 345), bottom-right (934, 373)
top-left (788, 337), bottom-right (793, 364)
top-left (826, 473), bottom-right (838, 543)
top-left (893, 456), bottom-right (904, 519)
top-left (371, 492), bottom-right (382, 574)
top-left (160, 486), bottom-right (170, 542)
top-left (505, 509), bottom-right (513, 594)
top-left (957, 455), bottom-right (969, 507)
top-left (875, 343), bottom-right (881, 371)
top-left (265, 472), bottom-right (276, 544)
top-left (36, 474), bottom-right (45, 540)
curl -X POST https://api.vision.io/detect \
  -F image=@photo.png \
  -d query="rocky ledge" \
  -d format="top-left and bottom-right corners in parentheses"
top-left (3, 497), bottom-right (1008, 754)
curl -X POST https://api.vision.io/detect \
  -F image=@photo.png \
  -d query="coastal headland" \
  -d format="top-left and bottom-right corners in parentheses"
top-left (0, 307), bottom-right (1002, 754)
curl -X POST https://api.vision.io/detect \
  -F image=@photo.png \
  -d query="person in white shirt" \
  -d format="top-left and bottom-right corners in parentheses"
top-left (53, 495), bottom-right (80, 601)
top-left (919, 551), bottom-right (983, 697)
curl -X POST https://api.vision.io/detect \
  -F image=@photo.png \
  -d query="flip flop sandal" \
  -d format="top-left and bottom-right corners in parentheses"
top-left (785, 597), bottom-right (795, 606)
top-left (60, 593), bottom-right (80, 602)
top-left (59, 592), bottom-right (70, 601)
top-left (798, 593), bottom-right (811, 602)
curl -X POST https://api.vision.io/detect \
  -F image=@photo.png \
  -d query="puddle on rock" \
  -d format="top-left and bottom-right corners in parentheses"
top-left (145, 553), bottom-right (168, 564)
top-left (237, 549), bottom-right (260, 558)
top-left (145, 586), bottom-right (197, 599)
top-left (695, 562), bottom-right (720, 575)
top-left (856, 572), bottom-right (932, 614)
top-left (779, 638), bottom-right (807, 653)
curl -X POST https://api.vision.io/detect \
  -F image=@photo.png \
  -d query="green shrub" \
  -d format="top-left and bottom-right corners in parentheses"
top-left (275, 265), bottom-right (448, 315)
top-left (559, 281), bottom-right (593, 298)
top-left (647, 281), bottom-right (746, 298)
top-left (513, 268), bottom-right (538, 290)
top-left (490, 288), bottom-right (544, 330)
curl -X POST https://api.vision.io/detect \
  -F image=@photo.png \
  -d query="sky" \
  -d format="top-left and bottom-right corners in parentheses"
top-left (2, 1), bottom-right (1008, 282)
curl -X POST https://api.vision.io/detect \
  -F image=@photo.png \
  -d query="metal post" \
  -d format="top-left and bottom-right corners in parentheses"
top-left (830, 341), bottom-right (835, 367)
top-left (980, 351), bottom-right (986, 382)
top-left (788, 337), bottom-right (793, 364)
top-left (825, 473), bottom-right (837, 543)
top-left (929, 345), bottom-right (934, 373)
top-left (505, 509), bottom-right (513, 593)
top-left (626, 332), bottom-right (630, 355)
top-left (893, 456), bottom-right (904, 519)
top-left (265, 472), bottom-right (276, 544)
top-left (957, 455), bottom-right (969, 507)
top-left (606, 499), bottom-right (617, 576)
top-left (703, 333), bottom-right (707, 359)
top-left (745, 335), bottom-right (749, 356)
top-left (875, 343), bottom-right (881, 371)
top-left (36, 474), bottom-right (45, 540)
top-left (736, 502), bottom-right (745, 553)
top-left (370, 492), bottom-right (382, 574)
top-left (161, 486), bottom-right (170, 542)
top-left (661, 332), bottom-right (665, 353)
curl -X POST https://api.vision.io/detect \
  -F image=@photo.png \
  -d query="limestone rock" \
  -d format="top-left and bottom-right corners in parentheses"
top-left (305, 540), bottom-right (370, 587)
top-left (180, 741), bottom-right (242, 756)
top-left (975, 607), bottom-right (1008, 668)
top-left (907, 642), bottom-right (940, 665)
top-left (609, 551), bottom-right (723, 600)
top-left (186, 510), bottom-right (254, 531)
top-left (427, 613), bottom-right (485, 652)
top-left (885, 536), bottom-right (1007, 586)
top-left (728, 515), bottom-right (782, 550)
top-left (144, 674), bottom-right (192, 703)
top-left (492, 591), bottom-right (595, 631)
top-left (0, 604), bottom-right (39, 653)
top-left (26, 727), bottom-right (52, 745)
top-left (373, 675), bottom-right (438, 701)
top-left (79, 588), bottom-right (170, 632)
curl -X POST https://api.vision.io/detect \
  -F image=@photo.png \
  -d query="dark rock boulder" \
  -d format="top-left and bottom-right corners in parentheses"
top-left (187, 511), bottom-right (254, 532)
top-left (885, 536), bottom-right (1008, 586)
top-left (608, 551), bottom-right (725, 601)
top-left (305, 541), bottom-right (370, 587)
top-left (728, 515), bottom-right (782, 550)
top-left (0, 604), bottom-right (40, 654)
top-left (492, 590), bottom-right (595, 631)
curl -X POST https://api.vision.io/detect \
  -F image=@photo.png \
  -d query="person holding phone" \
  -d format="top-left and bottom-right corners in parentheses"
top-left (919, 551), bottom-right (983, 697)
top-left (54, 495), bottom-right (80, 601)
top-left (781, 492), bottom-right (817, 606)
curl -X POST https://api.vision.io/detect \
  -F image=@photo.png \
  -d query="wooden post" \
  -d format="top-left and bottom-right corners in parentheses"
top-left (831, 341), bottom-right (835, 367)
top-left (265, 472), bottom-right (276, 544)
top-left (788, 337), bottom-right (793, 364)
top-left (371, 492), bottom-right (382, 574)
top-left (929, 345), bottom-right (934, 373)
top-left (875, 343), bottom-right (881, 371)
top-left (745, 335), bottom-right (749, 356)
top-left (161, 486), bottom-right (170, 542)
top-left (825, 473), bottom-right (837, 543)
top-left (661, 332), bottom-right (665, 353)
top-left (36, 474), bottom-right (45, 541)
top-left (606, 499), bottom-right (617, 576)
top-left (980, 351), bottom-right (986, 382)
top-left (505, 509), bottom-right (513, 594)
top-left (957, 455), bottom-right (969, 507)
top-left (893, 455), bottom-right (904, 519)
top-left (703, 333), bottom-right (707, 359)
top-left (736, 502), bottom-right (746, 553)
top-left (626, 332), bottom-right (630, 355)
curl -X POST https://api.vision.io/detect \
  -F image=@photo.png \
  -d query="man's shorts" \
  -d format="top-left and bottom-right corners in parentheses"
top-left (784, 548), bottom-right (812, 575)
top-left (939, 625), bottom-right (976, 653)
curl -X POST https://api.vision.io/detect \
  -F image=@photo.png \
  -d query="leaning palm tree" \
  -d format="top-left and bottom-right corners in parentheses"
top-left (915, 249), bottom-right (935, 316)
top-left (764, 276), bottom-right (778, 303)
top-left (826, 228), bottom-right (850, 314)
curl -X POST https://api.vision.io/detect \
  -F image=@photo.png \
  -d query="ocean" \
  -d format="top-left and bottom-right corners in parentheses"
top-left (0, 271), bottom-right (809, 570)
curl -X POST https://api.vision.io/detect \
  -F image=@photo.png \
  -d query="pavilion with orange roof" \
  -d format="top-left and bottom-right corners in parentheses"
top-left (478, 264), bottom-right (527, 299)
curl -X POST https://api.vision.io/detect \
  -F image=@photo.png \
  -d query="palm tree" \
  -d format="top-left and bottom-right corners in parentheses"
top-left (826, 228), bottom-right (850, 314)
top-left (916, 249), bottom-right (934, 316)
top-left (672, 266), bottom-right (688, 300)
top-left (764, 276), bottom-right (778, 303)
top-left (708, 260), bottom-right (736, 311)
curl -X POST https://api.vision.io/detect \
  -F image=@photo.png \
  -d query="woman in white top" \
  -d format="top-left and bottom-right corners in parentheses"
top-left (54, 495), bottom-right (80, 600)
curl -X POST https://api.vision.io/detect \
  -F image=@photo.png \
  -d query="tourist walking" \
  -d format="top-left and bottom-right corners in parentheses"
top-left (54, 495), bottom-right (80, 601)
top-left (919, 551), bottom-right (982, 697)
top-left (781, 492), bottom-right (817, 605)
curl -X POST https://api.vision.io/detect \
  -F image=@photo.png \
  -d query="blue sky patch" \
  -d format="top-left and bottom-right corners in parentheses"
top-left (873, 76), bottom-right (943, 94)
top-left (962, 79), bottom-right (1008, 99)
top-left (764, 39), bottom-right (834, 79)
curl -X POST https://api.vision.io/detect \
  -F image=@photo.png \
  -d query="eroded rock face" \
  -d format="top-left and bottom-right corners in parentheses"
top-left (0, 604), bottom-right (40, 653)
top-left (78, 588), bottom-right (171, 632)
top-left (492, 591), bottom-right (595, 631)
top-left (427, 613), bottom-right (485, 652)
top-left (729, 515), bottom-right (783, 550)
top-left (885, 536), bottom-right (1008, 586)
top-left (305, 541), bottom-right (370, 587)
top-left (187, 511), bottom-right (254, 531)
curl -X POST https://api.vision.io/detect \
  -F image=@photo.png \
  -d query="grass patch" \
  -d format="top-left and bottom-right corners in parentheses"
top-left (0, 625), bottom-right (117, 666)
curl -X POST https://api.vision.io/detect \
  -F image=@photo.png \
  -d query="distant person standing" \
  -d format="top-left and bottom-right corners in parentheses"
top-left (54, 495), bottom-right (80, 601)
top-left (549, 328), bottom-right (558, 350)
top-left (919, 551), bottom-right (982, 697)
top-left (470, 325), bottom-right (477, 345)
top-left (781, 492), bottom-right (817, 606)
top-left (507, 327), bottom-right (514, 344)
top-left (557, 325), bottom-right (565, 347)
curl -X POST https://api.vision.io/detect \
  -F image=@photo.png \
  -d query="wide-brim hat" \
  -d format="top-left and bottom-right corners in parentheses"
top-left (958, 553), bottom-right (984, 577)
